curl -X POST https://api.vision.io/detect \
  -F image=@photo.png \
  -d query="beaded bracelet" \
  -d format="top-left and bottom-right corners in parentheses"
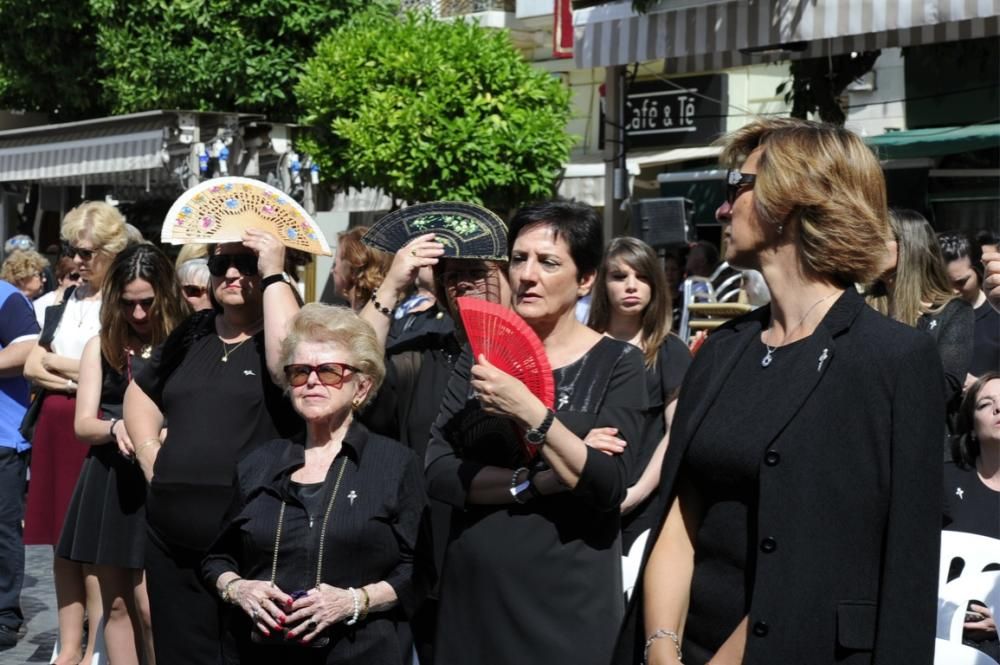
top-left (643, 628), bottom-right (682, 663)
top-left (370, 290), bottom-right (393, 318)
top-left (345, 587), bottom-right (361, 626)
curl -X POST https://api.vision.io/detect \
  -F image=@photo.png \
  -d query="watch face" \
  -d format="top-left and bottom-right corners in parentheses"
top-left (525, 431), bottom-right (544, 444)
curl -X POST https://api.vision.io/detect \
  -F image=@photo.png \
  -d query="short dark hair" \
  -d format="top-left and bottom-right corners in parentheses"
top-left (507, 200), bottom-right (603, 278)
top-left (951, 371), bottom-right (1000, 468)
top-left (937, 231), bottom-right (983, 281)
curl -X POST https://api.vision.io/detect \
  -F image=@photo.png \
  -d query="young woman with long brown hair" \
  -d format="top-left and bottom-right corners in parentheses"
top-left (59, 243), bottom-right (188, 664)
top-left (587, 237), bottom-right (691, 556)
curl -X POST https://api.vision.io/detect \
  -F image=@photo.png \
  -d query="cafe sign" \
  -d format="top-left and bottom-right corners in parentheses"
top-left (602, 74), bottom-right (728, 150)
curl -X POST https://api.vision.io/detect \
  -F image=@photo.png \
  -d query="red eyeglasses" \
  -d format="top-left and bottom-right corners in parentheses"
top-left (283, 362), bottom-right (359, 388)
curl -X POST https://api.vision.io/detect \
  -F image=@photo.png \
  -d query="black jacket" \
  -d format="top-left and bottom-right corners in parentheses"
top-left (614, 288), bottom-right (944, 665)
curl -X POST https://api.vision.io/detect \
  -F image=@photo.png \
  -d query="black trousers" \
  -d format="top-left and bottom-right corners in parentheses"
top-left (0, 448), bottom-right (27, 630)
top-left (145, 526), bottom-right (224, 665)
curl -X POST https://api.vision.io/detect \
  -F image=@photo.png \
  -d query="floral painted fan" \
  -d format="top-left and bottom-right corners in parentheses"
top-left (457, 297), bottom-right (555, 458)
top-left (362, 202), bottom-right (507, 260)
top-left (161, 177), bottom-right (332, 256)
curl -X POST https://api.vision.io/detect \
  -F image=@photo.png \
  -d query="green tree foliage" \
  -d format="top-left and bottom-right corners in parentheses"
top-left (91, 0), bottom-right (376, 120)
top-left (0, 0), bottom-right (103, 119)
top-left (296, 9), bottom-right (574, 211)
top-left (0, 0), bottom-right (378, 121)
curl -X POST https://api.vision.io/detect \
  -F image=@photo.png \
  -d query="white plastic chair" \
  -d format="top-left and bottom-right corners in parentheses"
top-left (622, 529), bottom-right (650, 601)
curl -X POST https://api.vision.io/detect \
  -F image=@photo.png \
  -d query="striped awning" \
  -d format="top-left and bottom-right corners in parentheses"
top-left (574, 0), bottom-right (1000, 73)
top-left (0, 119), bottom-right (168, 183)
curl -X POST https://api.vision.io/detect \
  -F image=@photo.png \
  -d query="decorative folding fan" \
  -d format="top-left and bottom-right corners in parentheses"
top-left (161, 177), bottom-right (332, 256)
top-left (362, 201), bottom-right (507, 260)
top-left (457, 296), bottom-right (555, 459)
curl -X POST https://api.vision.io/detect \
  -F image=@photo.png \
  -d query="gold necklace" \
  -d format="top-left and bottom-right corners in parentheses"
top-left (220, 335), bottom-right (252, 363)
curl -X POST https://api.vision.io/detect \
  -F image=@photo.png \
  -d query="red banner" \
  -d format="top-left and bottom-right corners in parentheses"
top-left (553, 0), bottom-right (573, 59)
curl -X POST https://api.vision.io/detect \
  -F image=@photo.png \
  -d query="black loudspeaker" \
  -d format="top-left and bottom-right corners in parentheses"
top-left (631, 197), bottom-right (695, 247)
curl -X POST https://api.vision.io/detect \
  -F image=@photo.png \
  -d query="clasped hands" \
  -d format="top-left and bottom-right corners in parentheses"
top-left (232, 579), bottom-right (356, 643)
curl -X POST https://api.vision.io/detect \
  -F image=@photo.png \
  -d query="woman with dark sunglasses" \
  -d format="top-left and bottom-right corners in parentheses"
top-left (58, 243), bottom-right (188, 664)
top-left (123, 231), bottom-right (302, 664)
top-left (616, 118), bottom-right (944, 665)
top-left (202, 303), bottom-right (427, 665)
top-left (23, 201), bottom-right (130, 665)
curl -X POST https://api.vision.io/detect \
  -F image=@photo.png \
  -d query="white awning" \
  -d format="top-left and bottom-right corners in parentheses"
top-left (0, 119), bottom-right (168, 183)
top-left (574, 0), bottom-right (1000, 72)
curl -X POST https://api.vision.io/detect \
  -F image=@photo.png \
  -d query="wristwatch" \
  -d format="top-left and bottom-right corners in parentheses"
top-left (524, 408), bottom-right (555, 447)
top-left (261, 272), bottom-right (293, 291)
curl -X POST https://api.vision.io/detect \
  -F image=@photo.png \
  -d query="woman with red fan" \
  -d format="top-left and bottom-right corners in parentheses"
top-left (426, 201), bottom-right (653, 665)
top-left (587, 237), bottom-right (692, 562)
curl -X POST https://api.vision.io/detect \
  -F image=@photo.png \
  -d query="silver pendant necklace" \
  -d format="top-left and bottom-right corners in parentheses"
top-left (761, 292), bottom-right (838, 368)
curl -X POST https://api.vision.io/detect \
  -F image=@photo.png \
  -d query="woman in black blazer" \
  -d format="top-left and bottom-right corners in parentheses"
top-left (616, 118), bottom-right (945, 665)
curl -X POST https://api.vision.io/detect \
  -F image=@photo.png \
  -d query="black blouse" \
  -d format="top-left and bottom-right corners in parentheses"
top-left (134, 310), bottom-right (301, 551)
top-left (202, 422), bottom-right (430, 665)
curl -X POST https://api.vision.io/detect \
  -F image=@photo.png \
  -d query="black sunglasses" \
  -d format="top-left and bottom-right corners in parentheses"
top-left (725, 170), bottom-right (757, 205)
top-left (283, 362), bottom-right (359, 389)
top-left (207, 254), bottom-right (258, 277)
top-left (63, 242), bottom-right (97, 261)
top-left (182, 284), bottom-right (207, 298)
top-left (66, 272), bottom-right (81, 281)
top-left (121, 297), bottom-right (155, 310)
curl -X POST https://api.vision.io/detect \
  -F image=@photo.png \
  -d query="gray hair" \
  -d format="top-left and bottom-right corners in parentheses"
top-left (177, 258), bottom-right (210, 287)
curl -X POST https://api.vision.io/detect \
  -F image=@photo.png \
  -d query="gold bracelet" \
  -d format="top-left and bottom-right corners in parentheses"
top-left (359, 585), bottom-right (371, 620)
top-left (136, 438), bottom-right (161, 454)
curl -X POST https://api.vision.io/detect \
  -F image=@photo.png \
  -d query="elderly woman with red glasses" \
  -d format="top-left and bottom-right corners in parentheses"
top-left (123, 229), bottom-right (302, 664)
top-left (202, 303), bottom-right (428, 665)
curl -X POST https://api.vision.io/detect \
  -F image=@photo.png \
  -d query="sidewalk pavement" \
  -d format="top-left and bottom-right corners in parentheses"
top-left (1, 545), bottom-right (58, 663)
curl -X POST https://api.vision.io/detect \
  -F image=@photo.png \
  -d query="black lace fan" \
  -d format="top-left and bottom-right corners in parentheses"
top-left (362, 201), bottom-right (507, 260)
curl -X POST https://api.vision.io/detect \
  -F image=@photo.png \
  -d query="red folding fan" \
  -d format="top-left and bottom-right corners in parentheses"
top-left (456, 297), bottom-right (555, 458)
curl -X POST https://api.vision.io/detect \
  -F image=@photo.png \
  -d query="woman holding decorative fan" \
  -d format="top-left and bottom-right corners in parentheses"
top-left (587, 236), bottom-right (692, 559)
top-left (426, 200), bottom-right (652, 665)
top-left (123, 179), bottom-right (311, 665)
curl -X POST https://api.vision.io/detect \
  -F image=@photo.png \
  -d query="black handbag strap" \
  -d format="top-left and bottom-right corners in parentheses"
top-left (38, 285), bottom-right (77, 347)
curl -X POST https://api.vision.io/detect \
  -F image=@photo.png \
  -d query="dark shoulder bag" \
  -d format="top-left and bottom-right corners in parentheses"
top-left (19, 286), bottom-right (76, 441)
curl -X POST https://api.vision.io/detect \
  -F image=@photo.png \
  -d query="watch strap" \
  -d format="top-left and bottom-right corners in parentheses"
top-left (525, 408), bottom-right (555, 445)
top-left (261, 272), bottom-right (291, 291)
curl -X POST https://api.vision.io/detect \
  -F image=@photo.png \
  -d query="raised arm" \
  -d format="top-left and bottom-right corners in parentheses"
top-left (984, 251), bottom-right (1000, 312)
top-left (359, 233), bottom-right (443, 350)
top-left (242, 229), bottom-right (300, 382)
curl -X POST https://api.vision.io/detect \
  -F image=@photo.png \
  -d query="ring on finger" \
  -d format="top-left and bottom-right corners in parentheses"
top-left (306, 621), bottom-right (318, 632)
top-left (251, 606), bottom-right (259, 620)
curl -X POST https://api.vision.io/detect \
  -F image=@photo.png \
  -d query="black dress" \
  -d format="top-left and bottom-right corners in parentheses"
top-left (680, 337), bottom-right (813, 664)
top-left (621, 334), bottom-right (692, 553)
top-left (134, 310), bottom-right (301, 665)
top-left (202, 424), bottom-right (429, 665)
top-left (56, 353), bottom-right (147, 568)
top-left (426, 336), bottom-right (652, 665)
